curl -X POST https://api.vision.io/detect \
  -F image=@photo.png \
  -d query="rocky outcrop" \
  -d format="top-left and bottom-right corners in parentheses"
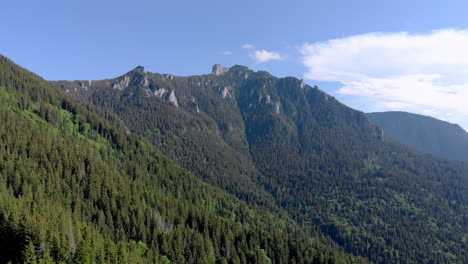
top-left (134, 66), bottom-right (147, 73)
top-left (212, 64), bottom-right (229, 76)
top-left (80, 82), bottom-right (87, 90)
top-left (164, 74), bottom-right (174, 80)
top-left (153, 88), bottom-right (168, 97)
top-left (217, 86), bottom-right (231, 99)
top-left (167, 90), bottom-right (178, 107)
top-left (274, 101), bottom-right (280, 114)
top-left (152, 87), bottom-right (178, 107)
top-left (142, 76), bottom-right (149, 87)
top-left (113, 76), bottom-right (130, 90)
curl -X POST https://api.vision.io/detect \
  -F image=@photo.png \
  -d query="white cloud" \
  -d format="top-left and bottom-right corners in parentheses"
top-left (300, 29), bottom-right (468, 130)
top-left (249, 49), bottom-right (284, 63)
top-left (242, 44), bottom-right (255, 49)
top-left (217, 50), bottom-right (232, 56)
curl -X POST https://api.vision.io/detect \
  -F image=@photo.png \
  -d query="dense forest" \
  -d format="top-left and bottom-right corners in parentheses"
top-left (0, 55), bottom-right (368, 263)
top-left (54, 64), bottom-right (468, 264)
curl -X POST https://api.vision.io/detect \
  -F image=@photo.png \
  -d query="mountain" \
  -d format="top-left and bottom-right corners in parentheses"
top-left (367, 111), bottom-right (468, 161)
top-left (53, 64), bottom-right (468, 264)
top-left (0, 56), bottom-right (369, 264)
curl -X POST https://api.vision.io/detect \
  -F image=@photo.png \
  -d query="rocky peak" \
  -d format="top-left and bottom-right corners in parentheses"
top-left (212, 64), bottom-right (229, 76)
top-left (133, 66), bottom-right (147, 74)
top-left (112, 66), bottom-right (150, 90)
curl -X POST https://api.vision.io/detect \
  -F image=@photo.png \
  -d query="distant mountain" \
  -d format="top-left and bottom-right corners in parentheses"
top-left (52, 63), bottom-right (468, 264)
top-left (367, 111), bottom-right (468, 161)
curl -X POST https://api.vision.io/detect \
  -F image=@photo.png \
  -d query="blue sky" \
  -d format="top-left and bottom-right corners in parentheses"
top-left (2, 0), bottom-right (468, 129)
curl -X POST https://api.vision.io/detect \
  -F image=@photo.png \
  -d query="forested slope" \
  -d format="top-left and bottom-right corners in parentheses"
top-left (367, 111), bottom-right (468, 161)
top-left (53, 64), bottom-right (468, 264)
top-left (0, 55), bottom-right (366, 264)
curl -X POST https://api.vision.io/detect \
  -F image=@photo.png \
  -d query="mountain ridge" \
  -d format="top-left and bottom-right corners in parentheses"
top-left (0, 54), bottom-right (370, 263)
top-left (367, 111), bottom-right (468, 161)
top-left (51, 61), bottom-right (468, 264)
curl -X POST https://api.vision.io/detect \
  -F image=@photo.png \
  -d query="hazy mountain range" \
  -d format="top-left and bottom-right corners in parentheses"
top-left (367, 111), bottom-right (468, 162)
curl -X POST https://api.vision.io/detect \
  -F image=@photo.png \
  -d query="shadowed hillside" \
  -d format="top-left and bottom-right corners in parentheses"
top-left (367, 111), bottom-right (468, 161)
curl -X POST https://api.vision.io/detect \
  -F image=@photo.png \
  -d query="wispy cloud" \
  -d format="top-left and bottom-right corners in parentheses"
top-left (242, 44), bottom-right (284, 64)
top-left (242, 44), bottom-right (255, 49)
top-left (249, 49), bottom-right (284, 63)
top-left (300, 29), bottom-right (468, 130)
top-left (217, 50), bottom-right (232, 56)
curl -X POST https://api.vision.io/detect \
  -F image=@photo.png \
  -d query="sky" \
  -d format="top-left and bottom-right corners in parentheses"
top-left (2, 0), bottom-right (468, 129)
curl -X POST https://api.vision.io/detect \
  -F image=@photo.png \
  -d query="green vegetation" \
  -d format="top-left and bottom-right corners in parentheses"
top-left (0, 56), bottom-right (367, 263)
top-left (54, 64), bottom-right (468, 264)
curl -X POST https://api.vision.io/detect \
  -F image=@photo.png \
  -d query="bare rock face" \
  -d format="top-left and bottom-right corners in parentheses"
top-left (113, 76), bottom-right (130, 90)
top-left (142, 76), bottom-right (149, 87)
top-left (153, 88), bottom-right (178, 107)
top-left (274, 102), bottom-right (280, 114)
top-left (167, 90), bottom-right (178, 107)
top-left (164, 74), bottom-right (174, 80)
top-left (212, 64), bottom-right (229, 76)
top-left (154, 88), bottom-right (168, 98)
top-left (300, 79), bottom-right (305, 89)
top-left (217, 86), bottom-right (231, 99)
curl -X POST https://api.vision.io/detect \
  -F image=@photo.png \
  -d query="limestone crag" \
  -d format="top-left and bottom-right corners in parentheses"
top-left (212, 64), bottom-right (229, 76)
top-left (217, 86), bottom-right (231, 99)
top-left (167, 90), bottom-right (178, 107)
top-left (152, 87), bottom-right (178, 107)
top-left (113, 76), bottom-right (130, 90)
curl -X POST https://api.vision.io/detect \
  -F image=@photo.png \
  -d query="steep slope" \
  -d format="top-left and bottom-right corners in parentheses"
top-left (53, 64), bottom-right (468, 264)
top-left (53, 65), bottom-right (273, 207)
top-left (367, 111), bottom-right (468, 161)
top-left (0, 56), bottom-right (367, 264)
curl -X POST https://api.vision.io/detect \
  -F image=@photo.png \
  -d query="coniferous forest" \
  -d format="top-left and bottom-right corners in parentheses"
top-left (53, 63), bottom-right (468, 264)
top-left (1, 54), bottom-right (467, 264)
top-left (0, 56), bottom-right (366, 263)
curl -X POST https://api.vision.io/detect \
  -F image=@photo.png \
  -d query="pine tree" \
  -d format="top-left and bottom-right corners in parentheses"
top-left (22, 240), bottom-right (38, 264)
